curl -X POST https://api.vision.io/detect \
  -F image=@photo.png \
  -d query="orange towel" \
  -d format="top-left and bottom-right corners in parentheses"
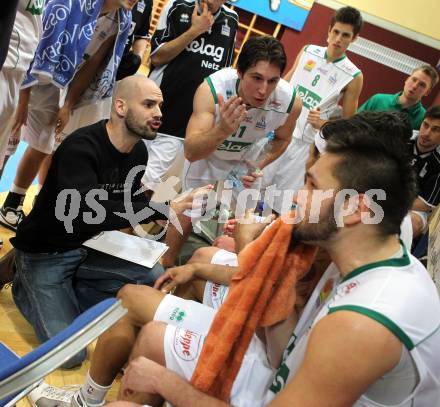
top-left (191, 215), bottom-right (317, 401)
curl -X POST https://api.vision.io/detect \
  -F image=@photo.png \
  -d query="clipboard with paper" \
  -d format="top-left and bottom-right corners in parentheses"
top-left (83, 230), bottom-right (168, 269)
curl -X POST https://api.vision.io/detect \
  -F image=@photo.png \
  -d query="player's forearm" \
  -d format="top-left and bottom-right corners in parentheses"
top-left (151, 27), bottom-right (200, 66)
top-left (132, 38), bottom-right (148, 58)
top-left (259, 137), bottom-right (290, 169)
top-left (412, 197), bottom-right (432, 212)
top-left (64, 36), bottom-right (115, 108)
top-left (185, 126), bottom-right (229, 162)
top-left (154, 365), bottom-right (230, 407)
top-left (193, 263), bottom-right (237, 286)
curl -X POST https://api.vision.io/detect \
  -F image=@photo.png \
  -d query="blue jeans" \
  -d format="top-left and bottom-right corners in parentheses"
top-left (12, 247), bottom-right (164, 368)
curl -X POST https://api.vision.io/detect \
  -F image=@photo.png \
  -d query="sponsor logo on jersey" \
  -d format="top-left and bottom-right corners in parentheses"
top-left (221, 20), bottom-right (231, 36)
top-left (318, 278), bottom-right (335, 305)
top-left (137, 0), bottom-right (146, 13)
top-left (201, 60), bottom-right (221, 70)
top-left (255, 117), bottom-right (267, 130)
top-left (180, 13), bottom-right (190, 23)
top-left (269, 99), bottom-right (282, 109)
top-left (341, 281), bottom-right (359, 296)
top-left (211, 283), bottom-right (227, 308)
top-left (328, 72), bottom-right (338, 85)
top-left (26, 0), bottom-right (44, 15)
top-left (169, 307), bottom-right (186, 322)
top-left (297, 85), bottom-right (322, 110)
top-left (217, 140), bottom-right (252, 153)
top-left (303, 59), bottom-right (316, 71)
top-left (173, 328), bottom-right (201, 361)
top-left (212, 283), bottom-right (221, 297)
top-left (243, 115), bottom-right (253, 123)
top-left (186, 38), bottom-right (225, 62)
top-left (318, 66), bottom-right (329, 75)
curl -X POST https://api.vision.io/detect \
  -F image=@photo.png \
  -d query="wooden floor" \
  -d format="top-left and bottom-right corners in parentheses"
top-left (0, 187), bottom-right (121, 405)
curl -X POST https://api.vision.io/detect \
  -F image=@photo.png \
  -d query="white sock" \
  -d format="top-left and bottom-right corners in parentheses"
top-left (11, 183), bottom-right (28, 195)
top-left (80, 372), bottom-right (111, 405)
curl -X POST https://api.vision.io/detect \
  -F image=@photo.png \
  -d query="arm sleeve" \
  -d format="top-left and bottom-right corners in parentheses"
top-left (54, 138), bottom-right (168, 234)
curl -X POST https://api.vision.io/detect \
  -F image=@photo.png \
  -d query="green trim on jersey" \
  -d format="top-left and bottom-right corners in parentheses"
top-left (342, 242), bottom-right (410, 283)
top-left (353, 70), bottom-right (362, 78)
top-left (287, 88), bottom-right (297, 113)
top-left (206, 77), bottom-right (218, 104)
top-left (324, 49), bottom-right (347, 64)
top-left (414, 322), bottom-right (440, 347)
top-left (328, 305), bottom-right (415, 350)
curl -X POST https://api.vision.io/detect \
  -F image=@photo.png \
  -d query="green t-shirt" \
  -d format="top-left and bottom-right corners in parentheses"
top-left (358, 92), bottom-right (425, 130)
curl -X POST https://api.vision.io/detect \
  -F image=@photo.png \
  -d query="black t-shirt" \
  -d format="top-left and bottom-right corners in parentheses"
top-left (409, 139), bottom-right (440, 207)
top-left (149, 0), bottom-right (238, 139)
top-left (124, 0), bottom-right (152, 54)
top-left (12, 121), bottom-right (168, 253)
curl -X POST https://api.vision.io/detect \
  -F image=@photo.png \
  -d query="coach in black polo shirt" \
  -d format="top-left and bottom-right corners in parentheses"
top-left (410, 105), bottom-right (440, 237)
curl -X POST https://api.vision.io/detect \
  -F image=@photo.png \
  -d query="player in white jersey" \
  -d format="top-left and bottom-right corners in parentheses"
top-left (103, 112), bottom-right (439, 407)
top-left (162, 36), bottom-right (302, 268)
top-left (261, 7), bottom-right (364, 214)
top-left (0, 0), bottom-right (43, 175)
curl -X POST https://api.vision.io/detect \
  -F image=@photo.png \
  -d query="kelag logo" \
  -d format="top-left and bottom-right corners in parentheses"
top-left (297, 85), bottom-right (322, 110)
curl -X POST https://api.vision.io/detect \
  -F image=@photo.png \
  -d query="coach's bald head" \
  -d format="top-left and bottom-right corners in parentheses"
top-left (111, 75), bottom-right (163, 141)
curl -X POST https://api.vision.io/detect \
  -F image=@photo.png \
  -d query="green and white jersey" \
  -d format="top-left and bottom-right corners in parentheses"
top-left (290, 45), bottom-right (361, 144)
top-left (184, 67), bottom-right (296, 186)
top-left (4, 0), bottom-right (43, 72)
top-left (265, 245), bottom-right (440, 406)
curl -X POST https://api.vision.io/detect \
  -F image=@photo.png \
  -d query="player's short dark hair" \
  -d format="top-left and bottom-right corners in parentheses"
top-left (321, 111), bottom-right (417, 237)
top-left (237, 36), bottom-right (287, 76)
top-left (413, 65), bottom-right (439, 89)
top-left (330, 6), bottom-right (363, 36)
top-left (425, 105), bottom-right (440, 120)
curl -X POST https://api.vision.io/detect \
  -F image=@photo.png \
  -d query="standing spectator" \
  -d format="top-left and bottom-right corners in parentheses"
top-left (116, 0), bottom-right (153, 80)
top-left (142, 0), bottom-right (238, 191)
top-left (0, 0), bottom-right (43, 175)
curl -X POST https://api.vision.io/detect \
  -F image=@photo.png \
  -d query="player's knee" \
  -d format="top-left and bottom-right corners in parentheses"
top-left (188, 246), bottom-right (219, 264)
top-left (136, 321), bottom-right (166, 363)
top-left (117, 284), bottom-right (153, 311)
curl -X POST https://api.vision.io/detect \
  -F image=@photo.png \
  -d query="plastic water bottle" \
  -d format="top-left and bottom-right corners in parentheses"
top-left (226, 131), bottom-right (275, 207)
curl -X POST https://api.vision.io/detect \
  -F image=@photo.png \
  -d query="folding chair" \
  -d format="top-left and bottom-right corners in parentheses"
top-left (0, 298), bottom-right (127, 407)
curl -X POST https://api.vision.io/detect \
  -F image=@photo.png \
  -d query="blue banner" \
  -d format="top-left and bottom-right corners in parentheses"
top-left (228, 0), bottom-right (315, 31)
